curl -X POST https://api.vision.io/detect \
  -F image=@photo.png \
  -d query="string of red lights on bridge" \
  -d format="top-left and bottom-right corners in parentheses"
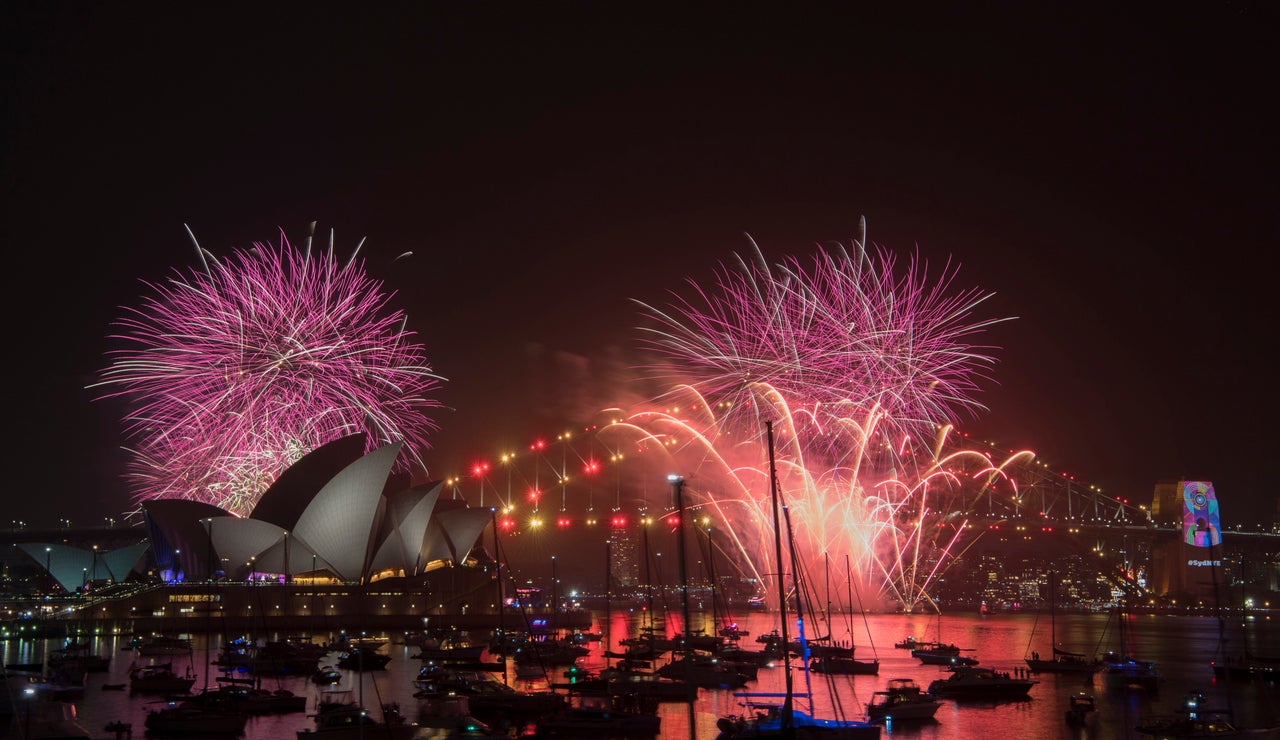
top-left (436, 421), bottom-right (1146, 534)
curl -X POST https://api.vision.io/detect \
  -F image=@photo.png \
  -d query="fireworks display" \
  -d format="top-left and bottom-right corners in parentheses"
top-left (93, 227), bottom-right (443, 516)
top-left (93, 219), bottom-right (1037, 609)
top-left (610, 223), bottom-right (1019, 610)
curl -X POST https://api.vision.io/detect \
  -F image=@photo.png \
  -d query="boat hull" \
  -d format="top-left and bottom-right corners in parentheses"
top-left (914, 652), bottom-right (977, 667)
top-left (866, 679), bottom-right (940, 723)
top-left (927, 668), bottom-right (1035, 701)
top-left (715, 708), bottom-right (881, 738)
top-left (145, 708), bottom-right (247, 735)
top-left (811, 658), bottom-right (879, 675)
top-left (1026, 658), bottom-right (1100, 674)
top-left (867, 703), bottom-right (940, 722)
top-left (1212, 662), bottom-right (1280, 681)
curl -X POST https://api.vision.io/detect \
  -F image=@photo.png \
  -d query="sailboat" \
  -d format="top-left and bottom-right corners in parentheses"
top-left (1101, 585), bottom-right (1160, 693)
top-left (714, 421), bottom-right (880, 740)
top-left (298, 690), bottom-right (417, 740)
top-left (1024, 571), bottom-right (1100, 675)
top-left (538, 544), bottom-right (662, 739)
top-left (1135, 529), bottom-right (1280, 739)
top-left (910, 612), bottom-right (975, 666)
top-left (144, 635), bottom-right (248, 737)
top-left (810, 555), bottom-right (878, 676)
top-left (1211, 557), bottom-right (1280, 682)
top-left (600, 538), bottom-right (692, 704)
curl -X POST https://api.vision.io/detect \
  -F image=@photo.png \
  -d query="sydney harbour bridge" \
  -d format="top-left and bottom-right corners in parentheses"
top-left (5, 428), bottom-right (1276, 613)
top-left (421, 427), bottom-right (1278, 608)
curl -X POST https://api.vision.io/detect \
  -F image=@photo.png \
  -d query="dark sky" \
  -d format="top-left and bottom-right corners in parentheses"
top-left (3, 4), bottom-right (1277, 527)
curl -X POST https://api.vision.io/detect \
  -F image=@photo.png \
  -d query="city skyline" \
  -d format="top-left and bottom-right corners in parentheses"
top-left (3, 5), bottom-right (1276, 525)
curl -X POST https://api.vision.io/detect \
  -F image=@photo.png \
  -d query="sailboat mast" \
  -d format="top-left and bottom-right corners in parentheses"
top-left (850, 553), bottom-right (877, 660)
top-left (782, 493), bottom-right (816, 715)
top-left (642, 524), bottom-right (655, 629)
top-left (604, 539), bottom-right (612, 670)
top-left (491, 508), bottom-right (508, 686)
top-left (766, 421), bottom-right (795, 726)
top-left (669, 474), bottom-right (698, 740)
top-left (1208, 530), bottom-right (1234, 719)
top-left (1049, 571), bottom-right (1056, 658)
top-left (705, 524), bottom-right (719, 631)
top-left (825, 553), bottom-right (831, 626)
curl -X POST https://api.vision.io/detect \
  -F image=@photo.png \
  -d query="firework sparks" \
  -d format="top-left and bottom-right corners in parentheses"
top-left (92, 226), bottom-right (443, 516)
top-left (622, 222), bottom-right (1018, 609)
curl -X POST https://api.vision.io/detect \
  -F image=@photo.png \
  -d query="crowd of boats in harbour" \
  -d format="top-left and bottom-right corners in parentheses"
top-left (1, 608), bottom-right (1276, 739)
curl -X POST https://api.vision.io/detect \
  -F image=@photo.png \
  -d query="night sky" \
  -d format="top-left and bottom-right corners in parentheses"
top-left (4, 4), bottom-right (1277, 528)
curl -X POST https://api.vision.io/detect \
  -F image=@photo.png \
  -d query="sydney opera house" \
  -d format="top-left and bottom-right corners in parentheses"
top-left (15, 434), bottom-right (511, 632)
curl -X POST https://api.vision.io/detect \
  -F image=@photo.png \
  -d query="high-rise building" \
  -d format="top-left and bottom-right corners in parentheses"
top-left (608, 519), bottom-right (639, 589)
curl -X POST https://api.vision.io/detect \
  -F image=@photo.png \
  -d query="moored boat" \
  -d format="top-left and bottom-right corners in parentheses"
top-left (536, 693), bottom-right (661, 736)
top-left (181, 677), bottom-right (308, 714)
top-left (716, 698), bottom-right (881, 739)
top-left (1210, 655), bottom-right (1280, 682)
top-left (1026, 648), bottom-right (1101, 675)
top-left (416, 693), bottom-right (507, 736)
top-left (217, 638), bottom-right (324, 675)
top-left (335, 645), bottom-right (390, 671)
top-left (657, 654), bottom-right (751, 689)
top-left (136, 635), bottom-right (194, 657)
top-left (810, 655), bottom-right (879, 675)
top-left (866, 678), bottom-right (941, 723)
top-left (14, 698), bottom-right (92, 739)
top-left (19, 674), bottom-right (85, 702)
top-left (414, 668), bottom-right (566, 717)
top-left (603, 664), bottom-right (695, 702)
top-left (913, 648), bottom-right (979, 667)
top-left (298, 695), bottom-right (418, 740)
top-left (48, 644), bottom-right (110, 673)
top-left (412, 634), bottom-right (488, 662)
top-left (712, 423), bottom-right (881, 740)
top-left (1103, 653), bottom-right (1161, 693)
top-left (910, 643), bottom-right (961, 660)
top-left (1026, 572), bottom-right (1100, 675)
top-left (1135, 690), bottom-right (1280, 738)
top-left (1065, 692), bottom-right (1096, 725)
top-left (512, 637), bottom-right (591, 666)
top-left (312, 665), bottom-right (342, 685)
top-left (129, 663), bottom-right (196, 694)
top-left (926, 666), bottom-right (1036, 700)
top-left (144, 704), bottom-right (248, 735)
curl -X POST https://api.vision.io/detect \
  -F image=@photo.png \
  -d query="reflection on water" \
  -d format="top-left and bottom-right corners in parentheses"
top-left (1, 610), bottom-right (1276, 739)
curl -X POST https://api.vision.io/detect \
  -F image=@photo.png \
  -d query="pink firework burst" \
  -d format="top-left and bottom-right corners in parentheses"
top-left (636, 222), bottom-right (1009, 449)
top-left (624, 221), bottom-right (1017, 609)
top-left (93, 227), bottom-right (443, 516)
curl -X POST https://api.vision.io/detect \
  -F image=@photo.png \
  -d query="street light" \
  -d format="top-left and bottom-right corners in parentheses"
top-left (501, 452), bottom-right (514, 509)
top-left (472, 461), bottom-right (491, 508)
top-left (557, 432), bottom-right (571, 511)
top-left (611, 451), bottom-right (624, 510)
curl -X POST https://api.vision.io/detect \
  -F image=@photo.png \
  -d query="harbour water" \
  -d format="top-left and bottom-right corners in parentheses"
top-left (2, 609), bottom-right (1276, 739)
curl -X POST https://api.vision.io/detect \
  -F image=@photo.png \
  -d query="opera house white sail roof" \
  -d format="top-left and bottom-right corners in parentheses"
top-left (24, 434), bottom-right (492, 587)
